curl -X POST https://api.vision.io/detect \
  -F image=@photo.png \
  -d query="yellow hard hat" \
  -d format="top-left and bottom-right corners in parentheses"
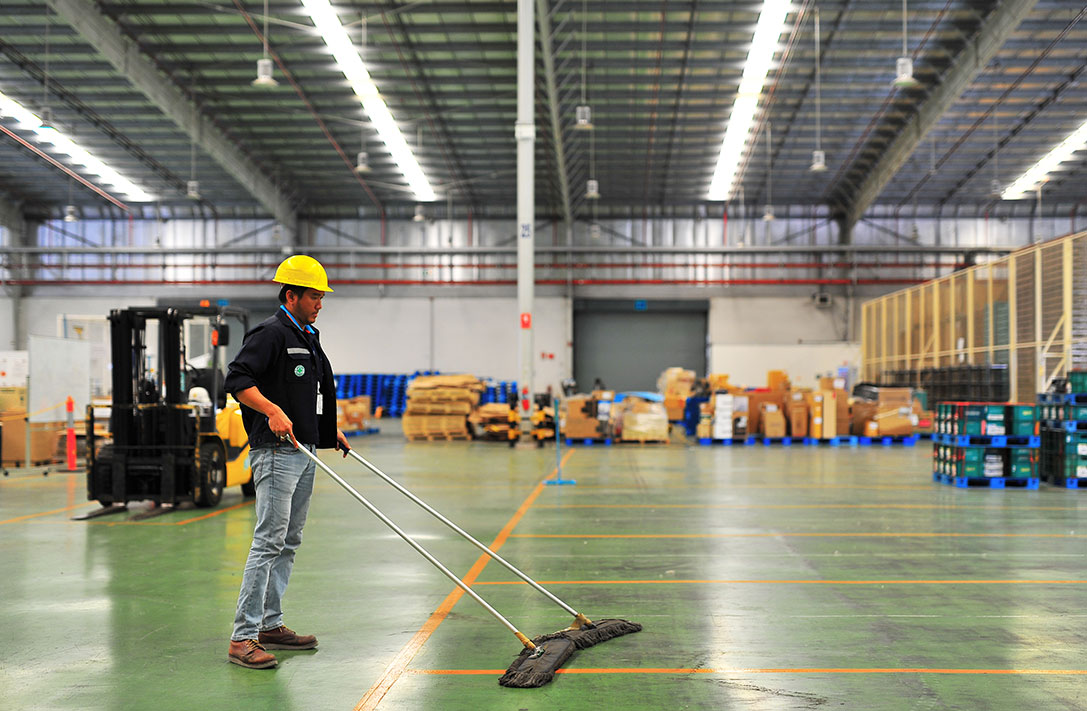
top-left (273, 254), bottom-right (333, 292)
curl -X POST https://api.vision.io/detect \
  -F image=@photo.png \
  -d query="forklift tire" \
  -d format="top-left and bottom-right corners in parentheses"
top-left (241, 480), bottom-right (256, 497)
top-left (195, 441), bottom-right (226, 508)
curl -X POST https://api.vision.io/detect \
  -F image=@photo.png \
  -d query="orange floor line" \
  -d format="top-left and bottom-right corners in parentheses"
top-left (410, 667), bottom-right (1087, 676)
top-left (174, 499), bottom-right (253, 525)
top-left (354, 449), bottom-right (575, 711)
top-left (471, 578), bottom-right (1087, 586)
top-left (0, 502), bottom-right (95, 525)
top-left (511, 532), bottom-right (1087, 539)
top-left (533, 503), bottom-right (1080, 511)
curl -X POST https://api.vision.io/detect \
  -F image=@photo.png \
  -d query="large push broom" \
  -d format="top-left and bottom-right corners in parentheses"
top-left (296, 445), bottom-right (640, 688)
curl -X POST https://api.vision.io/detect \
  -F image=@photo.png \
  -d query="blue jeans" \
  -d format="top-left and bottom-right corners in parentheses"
top-left (232, 444), bottom-right (316, 641)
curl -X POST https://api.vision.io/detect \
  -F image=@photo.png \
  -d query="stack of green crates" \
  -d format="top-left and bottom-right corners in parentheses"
top-left (934, 402), bottom-right (1036, 437)
top-left (934, 445), bottom-right (1036, 479)
top-left (1040, 429), bottom-right (1087, 483)
top-left (1038, 372), bottom-right (1087, 485)
top-left (933, 402), bottom-right (1038, 480)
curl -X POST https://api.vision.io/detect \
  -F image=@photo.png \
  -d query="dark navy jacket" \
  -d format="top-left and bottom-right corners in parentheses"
top-left (224, 308), bottom-right (337, 449)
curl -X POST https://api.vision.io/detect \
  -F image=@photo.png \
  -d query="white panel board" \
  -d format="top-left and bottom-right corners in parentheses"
top-left (28, 336), bottom-right (91, 423)
top-left (709, 343), bottom-right (860, 389)
top-left (0, 350), bottom-right (28, 387)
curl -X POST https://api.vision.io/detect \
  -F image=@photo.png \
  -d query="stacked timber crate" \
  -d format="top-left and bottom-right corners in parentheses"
top-left (401, 375), bottom-right (483, 441)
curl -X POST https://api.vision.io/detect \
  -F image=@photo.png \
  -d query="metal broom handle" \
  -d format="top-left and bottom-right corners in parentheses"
top-left (346, 448), bottom-right (582, 619)
top-left (295, 445), bottom-right (536, 649)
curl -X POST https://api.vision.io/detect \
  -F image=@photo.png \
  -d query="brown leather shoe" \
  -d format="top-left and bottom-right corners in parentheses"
top-left (258, 625), bottom-right (318, 650)
top-left (228, 639), bottom-right (277, 669)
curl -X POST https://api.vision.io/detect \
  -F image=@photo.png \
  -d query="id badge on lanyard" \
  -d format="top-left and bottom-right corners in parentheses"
top-left (316, 380), bottom-right (323, 415)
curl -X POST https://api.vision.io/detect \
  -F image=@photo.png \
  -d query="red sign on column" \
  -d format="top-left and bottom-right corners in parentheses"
top-left (520, 312), bottom-right (532, 329)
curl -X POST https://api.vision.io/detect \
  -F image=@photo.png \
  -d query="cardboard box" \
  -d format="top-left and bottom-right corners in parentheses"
top-left (0, 387), bottom-right (27, 412)
top-left (787, 404), bottom-right (808, 438)
top-left (1, 413), bottom-right (60, 465)
top-left (745, 392), bottom-right (785, 437)
top-left (806, 393), bottom-right (824, 439)
top-left (877, 413), bottom-right (914, 437)
top-left (877, 387), bottom-right (912, 408)
top-left (767, 370), bottom-right (790, 391)
top-left (697, 421), bottom-right (713, 439)
top-left (762, 409), bottom-right (786, 438)
top-left (822, 390), bottom-right (838, 438)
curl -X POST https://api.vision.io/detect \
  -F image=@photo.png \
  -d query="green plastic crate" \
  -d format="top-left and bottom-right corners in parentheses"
top-left (1069, 370), bottom-right (1087, 393)
top-left (1065, 405), bottom-right (1087, 421)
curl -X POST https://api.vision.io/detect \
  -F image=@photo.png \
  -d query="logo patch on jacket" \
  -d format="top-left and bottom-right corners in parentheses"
top-left (294, 365), bottom-right (305, 377)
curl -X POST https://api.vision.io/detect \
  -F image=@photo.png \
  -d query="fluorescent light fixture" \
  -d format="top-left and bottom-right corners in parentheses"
top-left (707, 1), bottom-right (791, 201)
top-left (1002, 117), bottom-right (1087, 200)
top-left (300, 0), bottom-right (436, 201)
top-left (0, 88), bottom-right (154, 202)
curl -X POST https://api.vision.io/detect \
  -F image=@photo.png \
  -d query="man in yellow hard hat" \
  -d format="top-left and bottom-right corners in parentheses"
top-left (223, 254), bottom-right (350, 669)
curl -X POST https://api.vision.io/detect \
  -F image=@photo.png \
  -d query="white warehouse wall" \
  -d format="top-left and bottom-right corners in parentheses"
top-left (707, 296), bottom-right (860, 388)
top-left (0, 296), bottom-right (15, 350)
top-left (316, 296), bottom-right (571, 391)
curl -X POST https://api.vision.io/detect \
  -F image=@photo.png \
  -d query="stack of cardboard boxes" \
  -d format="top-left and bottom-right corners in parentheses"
top-left (612, 396), bottom-right (670, 442)
top-left (469, 402), bottom-right (517, 440)
top-left (336, 395), bottom-right (372, 433)
top-left (851, 386), bottom-right (917, 437)
top-left (1, 387), bottom-right (61, 466)
top-left (401, 375), bottom-right (483, 440)
top-left (658, 367), bottom-right (696, 421)
top-left (561, 391), bottom-right (614, 440)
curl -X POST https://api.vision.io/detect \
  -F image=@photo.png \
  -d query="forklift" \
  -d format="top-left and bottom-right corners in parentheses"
top-left (83, 305), bottom-right (254, 517)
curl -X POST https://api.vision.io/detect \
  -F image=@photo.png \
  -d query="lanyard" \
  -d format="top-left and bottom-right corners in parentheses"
top-left (281, 305), bottom-right (321, 368)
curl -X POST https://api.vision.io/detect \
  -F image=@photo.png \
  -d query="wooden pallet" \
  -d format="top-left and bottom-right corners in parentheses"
top-left (619, 438), bottom-right (669, 445)
top-left (405, 433), bottom-right (471, 442)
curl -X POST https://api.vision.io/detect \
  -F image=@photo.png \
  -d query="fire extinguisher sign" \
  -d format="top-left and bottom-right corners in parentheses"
top-left (520, 312), bottom-right (532, 329)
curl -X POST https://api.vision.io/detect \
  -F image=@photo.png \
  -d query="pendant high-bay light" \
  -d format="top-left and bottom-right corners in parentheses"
top-left (1002, 117), bottom-right (1087, 200)
top-left (252, 0), bottom-right (279, 87)
top-left (892, 0), bottom-right (922, 89)
top-left (0, 89), bottom-right (154, 201)
top-left (707, 0), bottom-right (791, 201)
top-left (186, 81), bottom-right (200, 200)
top-left (809, 7), bottom-right (826, 172)
top-left (300, 0), bottom-right (435, 201)
top-left (762, 122), bottom-right (775, 221)
top-left (574, 0), bottom-right (593, 131)
top-left (586, 118), bottom-right (600, 199)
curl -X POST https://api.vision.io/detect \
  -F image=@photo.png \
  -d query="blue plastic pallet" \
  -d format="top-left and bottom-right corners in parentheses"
top-left (858, 435), bottom-right (919, 447)
top-left (803, 436), bottom-right (859, 447)
top-left (1041, 420), bottom-right (1087, 432)
top-left (933, 472), bottom-right (1040, 489)
top-left (1049, 477), bottom-right (1087, 489)
top-left (934, 433), bottom-right (1040, 448)
top-left (761, 437), bottom-right (794, 446)
top-left (697, 437), bottom-right (753, 446)
top-left (564, 438), bottom-right (613, 446)
top-left (1039, 392), bottom-right (1087, 405)
top-left (342, 427), bottom-right (379, 437)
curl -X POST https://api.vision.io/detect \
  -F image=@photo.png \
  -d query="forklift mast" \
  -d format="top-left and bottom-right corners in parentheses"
top-left (88, 305), bottom-right (249, 509)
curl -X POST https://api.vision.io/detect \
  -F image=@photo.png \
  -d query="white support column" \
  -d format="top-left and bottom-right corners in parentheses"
top-left (515, 0), bottom-right (536, 426)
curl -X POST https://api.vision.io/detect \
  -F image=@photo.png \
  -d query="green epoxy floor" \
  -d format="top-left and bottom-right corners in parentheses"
top-left (3, 434), bottom-right (1087, 710)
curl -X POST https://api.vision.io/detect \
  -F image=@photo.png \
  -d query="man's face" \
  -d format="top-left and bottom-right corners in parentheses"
top-left (287, 288), bottom-right (324, 325)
